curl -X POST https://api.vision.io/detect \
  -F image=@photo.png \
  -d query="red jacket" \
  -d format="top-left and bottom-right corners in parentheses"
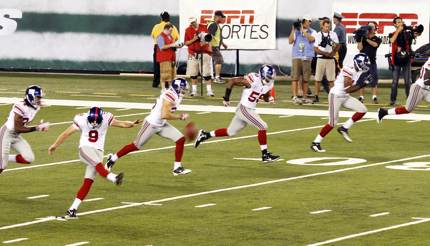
top-left (185, 24), bottom-right (211, 56)
top-left (156, 32), bottom-right (176, 62)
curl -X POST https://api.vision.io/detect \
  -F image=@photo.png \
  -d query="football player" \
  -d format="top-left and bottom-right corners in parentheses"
top-left (377, 57), bottom-right (430, 122)
top-left (105, 78), bottom-right (192, 176)
top-left (194, 65), bottom-right (280, 163)
top-left (0, 85), bottom-right (49, 174)
top-left (311, 53), bottom-right (371, 152)
top-left (48, 107), bottom-right (141, 218)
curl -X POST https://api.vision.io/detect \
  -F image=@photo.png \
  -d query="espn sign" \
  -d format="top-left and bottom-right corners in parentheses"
top-left (199, 9), bottom-right (269, 41)
top-left (342, 12), bottom-right (418, 34)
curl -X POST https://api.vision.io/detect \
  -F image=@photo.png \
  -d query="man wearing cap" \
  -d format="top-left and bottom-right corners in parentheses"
top-left (184, 17), bottom-right (214, 96)
top-left (333, 12), bottom-right (347, 68)
top-left (289, 16), bottom-right (316, 104)
top-left (208, 11), bottom-right (228, 84)
top-left (151, 12), bottom-right (180, 88)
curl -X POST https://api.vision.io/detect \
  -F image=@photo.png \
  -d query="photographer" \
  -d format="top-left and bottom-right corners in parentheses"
top-left (388, 17), bottom-right (421, 105)
top-left (313, 19), bottom-right (339, 102)
top-left (333, 13), bottom-right (347, 68)
top-left (288, 16), bottom-right (316, 104)
top-left (357, 21), bottom-right (382, 104)
top-left (156, 23), bottom-right (183, 91)
top-left (184, 17), bottom-right (214, 97)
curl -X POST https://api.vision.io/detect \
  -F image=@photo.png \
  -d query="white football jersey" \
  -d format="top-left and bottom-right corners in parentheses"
top-left (240, 73), bottom-right (274, 109)
top-left (330, 64), bottom-right (363, 95)
top-left (4, 101), bottom-right (40, 132)
top-left (145, 88), bottom-right (182, 127)
top-left (72, 112), bottom-right (113, 150)
top-left (415, 58), bottom-right (430, 88)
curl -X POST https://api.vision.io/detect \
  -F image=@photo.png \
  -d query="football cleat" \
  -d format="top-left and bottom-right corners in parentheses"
top-left (358, 96), bottom-right (364, 103)
top-left (311, 142), bottom-right (326, 152)
top-left (172, 166), bottom-right (192, 176)
top-left (313, 95), bottom-right (320, 103)
top-left (194, 129), bottom-right (211, 148)
top-left (105, 153), bottom-right (116, 171)
top-left (262, 152), bottom-right (280, 163)
top-left (337, 126), bottom-right (352, 143)
top-left (65, 209), bottom-right (78, 219)
top-left (115, 172), bottom-right (124, 185)
top-left (207, 92), bottom-right (215, 97)
top-left (377, 108), bottom-right (388, 123)
top-left (373, 97), bottom-right (379, 104)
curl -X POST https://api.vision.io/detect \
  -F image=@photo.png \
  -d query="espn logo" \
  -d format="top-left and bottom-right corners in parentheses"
top-left (200, 10), bottom-right (255, 25)
top-left (342, 13), bottom-right (418, 34)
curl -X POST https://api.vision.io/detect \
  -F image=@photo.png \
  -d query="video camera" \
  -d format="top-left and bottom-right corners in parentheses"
top-left (353, 25), bottom-right (372, 42)
top-left (293, 19), bottom-right (302, 31)
top-left (403, 24), bottom-right (424, 35)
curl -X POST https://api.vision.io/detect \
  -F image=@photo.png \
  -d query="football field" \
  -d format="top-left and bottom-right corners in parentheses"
top-left (1, 74), bottom-right (430, 245)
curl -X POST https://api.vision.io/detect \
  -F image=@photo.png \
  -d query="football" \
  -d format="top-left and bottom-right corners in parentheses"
top-left (184, 122), bottom-right (198, 141)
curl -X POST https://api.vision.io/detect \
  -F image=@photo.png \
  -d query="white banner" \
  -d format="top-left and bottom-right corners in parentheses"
top-left (334, 0), bottom-right (430, 69)
top-left (179, 0), bottom-right (277, 50)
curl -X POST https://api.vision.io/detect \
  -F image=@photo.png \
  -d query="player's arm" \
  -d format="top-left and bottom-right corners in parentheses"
top-left (223, 76), bottom-right (251, 106)
top-left (345, 76), bottom-right (367, 93)
top-left (161, 99), bottom-right (188, 121)
top-left (110, 118), bottom-right (143, 128)
top-left (48, 125), bottom-right (77, 155)
top-left (14, 113), bottom-right (48, 133)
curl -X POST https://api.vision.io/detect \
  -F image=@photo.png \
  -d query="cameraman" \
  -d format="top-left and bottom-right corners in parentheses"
top-left (184, 17), bottom-right (214, 97)
top-left (288, 16), bottom-right (316, 104)
top-left (389, 17), bottom-right (414, 105)
top-left (357, 21), bottom-right (382, 104)
top-left (314, 19), bottom-right (339, 102)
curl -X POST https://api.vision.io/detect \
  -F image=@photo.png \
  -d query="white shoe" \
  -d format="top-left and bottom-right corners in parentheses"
top-left (172, 166), bottom-right (192, 176)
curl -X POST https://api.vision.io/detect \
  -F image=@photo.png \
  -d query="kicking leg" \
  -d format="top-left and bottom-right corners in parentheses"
top-left (337, 96), bottom-right (368, 142)
top-left (10, 135), bottom-right (35, 164)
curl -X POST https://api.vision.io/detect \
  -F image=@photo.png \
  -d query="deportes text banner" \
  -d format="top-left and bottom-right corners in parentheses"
top-left (179, 0), bottom-right (278, 50)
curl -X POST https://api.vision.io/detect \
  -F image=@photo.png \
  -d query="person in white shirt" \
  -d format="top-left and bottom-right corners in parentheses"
top-left (48, 107), bottom-right (141, 218)
top-left (311, 53), bottom-right (371, 152)
top-left (105, 78), bottom-right (192, 176)
top-left (378, 57), bottom-right (430, 122)
top-left (314, 19), bottom-right (340, 102)
top-left (0, 85), bottom-right (49, 174)
top-left (194, 65), bottom-right (280, 163)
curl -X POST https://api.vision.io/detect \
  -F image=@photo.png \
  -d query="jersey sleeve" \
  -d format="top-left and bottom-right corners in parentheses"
top-left (341, 66), bottom-right (354, 78)
top-left (72, 114), bottom-right (83, 130)
top-left (106, 112), bottom-right (114, 126)
top-left (12, 103), bottom-right (25, 116)
top-left (245, 73), bottom-right (257, 84)
top-left (163, 91), bottom-right (177, 103)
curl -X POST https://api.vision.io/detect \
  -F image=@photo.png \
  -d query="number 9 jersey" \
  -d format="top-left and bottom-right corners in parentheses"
top-left (240, 73), bottom-right (274, 109)
top-left (72, 112), bottom-right (114, 151)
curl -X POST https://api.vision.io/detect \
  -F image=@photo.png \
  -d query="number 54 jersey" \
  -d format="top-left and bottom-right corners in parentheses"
top-left (72, 112), bottom-right (114, 151)
top-left (240, 73), bottom-right (274, 109)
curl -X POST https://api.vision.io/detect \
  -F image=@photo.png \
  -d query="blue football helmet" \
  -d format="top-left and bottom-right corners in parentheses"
top-left (353, 53), bottom-right (371, 72)
top-left (259, 65), bottom-right (276, 84)
top-left (25, 85), bottom-right (44, 107)
top-left (171, 78), bottom-right (189, 96)
top-left (87, 107), bottom-right (104, 128)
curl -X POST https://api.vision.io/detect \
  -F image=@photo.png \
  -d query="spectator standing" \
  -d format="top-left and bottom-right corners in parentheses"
top-left (156, 24), bottom-right (183, 91)
top-left (288, 16), bottom-right (316, 104)
top-left (333, 12), bottom-right (347, 68)
top-left (151, 12), bottom-right (179, 88)
top-left (314, 20), bottom-right (339, 102)
top-left (208, 11), bottom-right (228, 84)
top-left (358, 21), bottom-right (382, 104)
top-left (184, 17), bottom-right (214, 96)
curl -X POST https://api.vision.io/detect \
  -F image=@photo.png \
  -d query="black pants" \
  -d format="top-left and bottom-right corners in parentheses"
top-left (152, 45), bottom-right (160, 88)
top-left (390, 63), bottom-right (411, 103)
top-left (338, 43), bottom-right (347, 68)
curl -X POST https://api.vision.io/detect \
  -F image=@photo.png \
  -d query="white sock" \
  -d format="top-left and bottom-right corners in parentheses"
top-left (107, 173), bottom-right (116, 183)
top-left (343, 119), bottom-right (354, 129)
top-left (314, 134), bottom-right (324, 143)
top-left (210, 131), bottom-right (216, 137)
top-left (8, 155), bottom-right (16, 162)
top-left (260, 145), bottom-right (268, 151)
top-left (388, 108), bottom-right (396, 115)
top-left (359, 96), bottom-right (364, 99)
top-left (192, 85), bottom-right (197, 93)
top-left (69, 198), bottom-right (82, 210)
top-left (372, 95), bottom-right (377, 99)
top-left (174, 162), bottom-right (182, 170)
top-left (216, 76), bottom-right (220, 79)
top-left (206, 84), bottom-right (213, 94)
top-left (110, 154), bottom-right (118, 162)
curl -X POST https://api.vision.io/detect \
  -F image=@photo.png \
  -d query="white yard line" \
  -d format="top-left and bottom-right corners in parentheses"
top-left (2, 154), bottom-right (430, 231)
top-left (369, 212), bottom-right (390, 217)
top-left (279, 115), bottom-right (294, 118)
top-left (27, 194), bottom-right (49, 200)
top-left (93, 92), bottom-right (117, 95)
top-left (71, 94), bottom-right (120, 98)
top-left (195, 203), bottom-right (216, 208)
top-left (310, 209), bottom-right (332, 215)
top-left (233, 158), bottom-right (284, 162)
top-left (2, 238), bottom-right (29, 244)
top-left (83, 198), bottom-right (104, 203)
top-left (308, 217), bottom-right (430, 246)
top-left (75, 106), bottom-right (89, 110)
top-left (65, 242), bottom-right (89, 246)
top-left (115, 108), bottom-right (131, 111)
top-left (406, 120), bottom-right (421, 123)
top-left (252, 207), bottom-right (272, 211)
top-left (196, 111), bottom-right (211, 115)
